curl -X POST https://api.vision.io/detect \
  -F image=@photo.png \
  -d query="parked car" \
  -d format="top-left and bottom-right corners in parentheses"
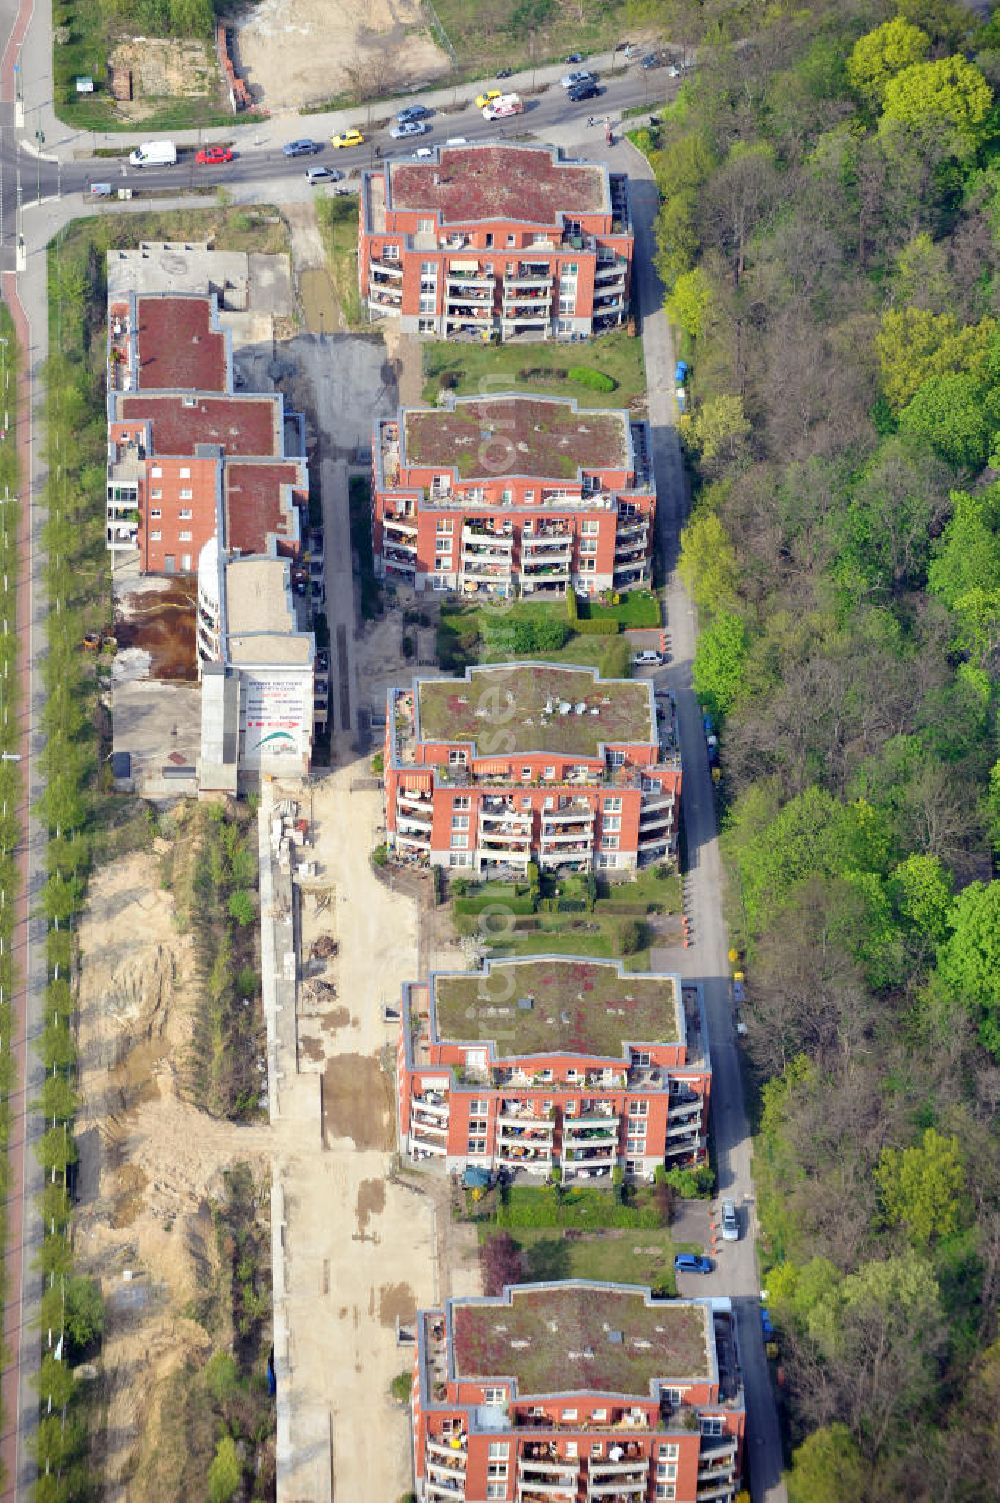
top-left (675, 1253), bottom-right (713, 1275)
top-left (632, 650), bottom-right (664, 668)
top-left (565, 51), bottom-right (583, 63)
top-left (445, 136), bottom-right (468, 146)
top-left (413, 146), bottom-right (435, 159)
top-left (283, 138), bottom-right (321, 157)
top-left (305, 166), bottom-right (343, 184)
top-left (641, 52), bottom-right (664, 69)
top-left (331, 128), bottom-right (365, 149)
top-left (396, 105), bottom-right (431, 122)
top-left (195, 145), bottom-right (233, 165)
top-left (496, 67), bottom-right (512, 79)
top-left (475, 88), bottom-right (502, 109)
top-left (390, 120), bottom-right (429, 139)
top-left (568, 81), bottom-right (601, 101)
top-left (560, 69), bottom-right (593, 89)
top-left (721, 1200), bottom-right (740, 1242)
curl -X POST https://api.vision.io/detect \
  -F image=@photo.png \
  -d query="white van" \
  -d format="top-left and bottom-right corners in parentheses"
top-left (128, 141), bottom-right (178, 168)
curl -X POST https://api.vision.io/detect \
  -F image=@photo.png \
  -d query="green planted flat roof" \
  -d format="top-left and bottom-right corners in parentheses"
top-left (416, 664), bottom-right (653, 756)
top-left (404, 396), bottom-right (629, 479)
top-left (433, 959), bottom-right (680, 1057)
top-left (452, 1284), bottom-right (711, 1394)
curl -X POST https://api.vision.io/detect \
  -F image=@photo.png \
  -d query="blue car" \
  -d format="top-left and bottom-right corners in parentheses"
top-left (674, 1253), bottom-right (713, 1275)
top-left (283, 138), bottom-right (321, 157)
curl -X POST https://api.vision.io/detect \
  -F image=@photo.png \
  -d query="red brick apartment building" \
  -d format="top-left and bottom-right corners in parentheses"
top-left (373, 393), bottom-right (654, 596)
top-left (384, 664), bottom-right (681, 874)
top-left (104, 292), bottom-right (308, 571)
top-left (359, 143), bottom-right (633, 339)
top-left (398, 957), bottom-right (710, 1182)
top-left (412, 1282), bottom-right (745, 1503)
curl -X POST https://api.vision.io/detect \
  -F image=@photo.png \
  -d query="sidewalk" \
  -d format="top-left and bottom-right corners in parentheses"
top-left (13, 18), bottom-right (638, 158)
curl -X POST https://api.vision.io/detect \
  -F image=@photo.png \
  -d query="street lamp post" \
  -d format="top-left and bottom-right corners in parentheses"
top-left (35, 125), bottom-right (45, 203)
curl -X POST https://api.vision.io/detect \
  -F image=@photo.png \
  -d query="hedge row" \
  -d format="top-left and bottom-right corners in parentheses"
top-left (32, 232), bottom-right (112, 1494)
top-left (0, 305), bottom-right (21, 1484)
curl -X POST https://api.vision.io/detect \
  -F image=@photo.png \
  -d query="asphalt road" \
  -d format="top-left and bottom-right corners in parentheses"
top-left (0, 64), bottom-right (673, 212)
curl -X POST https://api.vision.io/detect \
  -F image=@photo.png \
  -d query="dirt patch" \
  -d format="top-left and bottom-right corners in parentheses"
top-left (377, 1281), bottom-right (416, 1327)
top-left (322, 1053), bottom-right (393, 1149)
top-left (109, 36), bottom-right (218, 108)
top-left (323, 1006), bottom-right (351, 1030)
top-left (114, 578), bottom-right (198, 681)
top-left (299, 1035), bottom-right (325, 1063)
top-left (298, 266), bottom-right (340, 335)
top-left (356, 1177), bottom-right (387, 1237)
top-left (233, 0), bottom-right (449, 111)
top-left (76, 844), bottom-right (273, 1498)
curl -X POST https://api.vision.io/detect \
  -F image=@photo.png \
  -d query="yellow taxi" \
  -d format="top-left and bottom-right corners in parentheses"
top-left (474, 89), bottom-right (502, 109)
top-left (331, 128), bottom-right (365, 149)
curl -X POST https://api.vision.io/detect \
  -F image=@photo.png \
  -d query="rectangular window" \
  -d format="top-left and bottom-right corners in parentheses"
top-left (436, 518), bottom-right (454, 532)
top-left (701, 1418), bottom-right (723, 1437)
top-left (454, 796), bottom-right (471, 810)
top-left (467, 1137), bottom-right (487, 1154)
top-left (418, 318), bottom-right (436, 334)
top-left (486, 1483), bottom-right (505, 1499)
top-left (506, 232), bottom-right (516, 246)
top-left (521, 766), bottom-right (531, 779)
top-left (150, 508), bottom-right (162, 519)
top-left (450, 833), bottom-right (467, 849)
top-left (179, 466), bottom-right (191, 479)
top-left (150, 530), bottom-right (162, 541)
top-left (437, 535), bottom-right (452, 552)
top-left (629, 1100), bottom-right (649, 1117)
top-left (603, 816), bottom-right (621, 831)
top-left (470, 1100), bottom-right (489, 1114)
top-left (561, 1409), bottom-right (577, 1422)
top-left (418, 218), bottom-right (434, 233)
top-left (150, 489), bottom-right (162, 500)
top-left (449, 750), bottom-right (467, 765)
top-left (178, 530), bottom-right (193, 542)
top-left (544, 767), bottom-right (555, 779)
top-left (419, 295), bottom-right (436, 313)
top-left (524, 490), bottom-right (535, 503)
top-left (483, 1387), bottom-right (506, 1405)
top-left (384, 244), bottom-right (399, 260)
top-left (179, 508), bottom-right (193, 519)
top-left (179, 488), bottom-right (193, 500)
top-left (151, 466), bottom-right (162, 478)
top-left (582, 519), bottom-right (599, 534)
top-left (581, 558), bottom-right (596, 572)
top-left (421, 260), bottom-right (437, 274)
top-left (451, 814), bottom-right (469, 829)
top-left (487, 1443), bottom-right (509, 1461)
top-left (580, 537), bottom-right (598, 553)
top-left (604, 796), bottom-right (622, 812)
top-left (562, 262), bottom-right (579, 277)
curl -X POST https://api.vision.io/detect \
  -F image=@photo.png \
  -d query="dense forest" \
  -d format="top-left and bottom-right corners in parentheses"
top-left (636, 0), bottom-right (1000, 1497)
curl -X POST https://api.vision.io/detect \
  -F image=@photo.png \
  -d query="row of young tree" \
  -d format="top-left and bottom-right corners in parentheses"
top-left (638, 0), bottom-right (1000, 1496)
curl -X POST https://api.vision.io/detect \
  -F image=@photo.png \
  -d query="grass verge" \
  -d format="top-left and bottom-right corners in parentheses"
top-left (422, 327), bottom-right (647, 410)
top-left (315, 195), bottom-right (365, 329)
top-left (429, 0), bottom-right (630, 81)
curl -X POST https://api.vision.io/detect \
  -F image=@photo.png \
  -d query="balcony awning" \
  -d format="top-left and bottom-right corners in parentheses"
top-left (475, 760), bottom-right (512, 775)
top-left (450, 259), bottom-right (480, 272)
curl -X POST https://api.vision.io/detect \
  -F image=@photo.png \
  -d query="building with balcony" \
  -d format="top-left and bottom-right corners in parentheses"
top-left (373, 394), bottom-right (654, 596)
top-left (360, 143), bottom-right (633, 340)
top-left (105, 291), bottom-right (308, 569)
top-left (384, 664), bottom-right (681, 873)
top-left (104, 282), bottom-right (322, 787)
top-left (412, 1282), bottom-right (745, 1503)
top-left (398, 956), bottom-right (710, 1181)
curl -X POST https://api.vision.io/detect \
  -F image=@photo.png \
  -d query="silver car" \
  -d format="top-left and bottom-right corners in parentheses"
top-left (720, 1199), bottom-right (739, 1241)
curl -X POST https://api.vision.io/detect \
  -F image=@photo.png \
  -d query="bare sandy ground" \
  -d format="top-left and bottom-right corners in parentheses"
top-left (233, 0), bottom-right (450, 112)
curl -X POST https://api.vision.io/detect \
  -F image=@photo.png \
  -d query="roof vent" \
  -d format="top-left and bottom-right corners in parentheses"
top-left (517, 997), bottom-right (534, 1011)
top-left (608, 1330), bottom-right (624, 1344)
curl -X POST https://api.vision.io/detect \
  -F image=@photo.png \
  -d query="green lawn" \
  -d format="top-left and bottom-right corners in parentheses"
top-left (423, 328), bottom-right (647, 412)
top-left (430, 0), bottom-right (630, 81)
top-left (455, 909), bottom-right (651, 968)
top-left (509, 1228), bottom-right (681, 1293)
top-left (438, 600), bottom-right (633, 678)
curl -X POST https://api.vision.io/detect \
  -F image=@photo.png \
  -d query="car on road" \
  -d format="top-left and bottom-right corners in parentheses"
top-left (720, 1199), bottom-right (740, 1241)
top-left (283, 138), bottom-right (321, 157)
top-left (568, 81), bottom-right (602, 101)
top-left (390, 120), bottom-right (429, 139)
top-left (413, 146), bottom-right (435, 159)
top-left (674, 1253), bottom-right (713, 1275)
top-left (195, 145), bottom-right (234, 165)
top-left (641, 52), bottom-right (664, 69)
top-left (331, 128), bottom-right (365, 149)
top-left (475, 89), bottom-right (502, 109)
top-left (305, 166), bottom-right (343, 184)
top-left (496, 67), bottom-right (512, 79)
top-left (396, 105), bottom-right (431, 122)
top-left (565, 52), bottom-right (583, 63)
top-left (560, 69), bottom-right (594, 89)
top-left (632, 650), bottom-right (665, 668)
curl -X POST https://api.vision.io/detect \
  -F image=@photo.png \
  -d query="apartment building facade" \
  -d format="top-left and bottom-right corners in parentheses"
top-left (384, 664), bottom-right (681, 874)
top-left (398, 957), bottom-right (710, 1182)
top-left (360, 143), bottom-right (633, 340)
top-left (373, 393), bottom-right (654, 597)
top-left (412, 1282), bottom-right (745, 1503)
top-left (105, 291), bottom-right (308, 570)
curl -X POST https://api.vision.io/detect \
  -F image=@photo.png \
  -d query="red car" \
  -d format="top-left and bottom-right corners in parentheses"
top-left (195, 145), bottom-right (234, 165)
